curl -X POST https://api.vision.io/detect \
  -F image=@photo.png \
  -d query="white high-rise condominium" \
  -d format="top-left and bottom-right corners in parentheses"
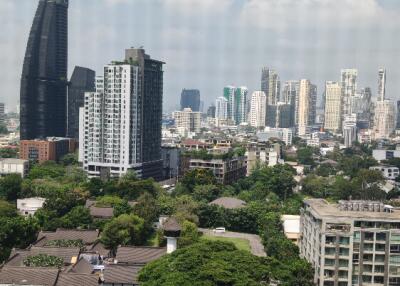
top-left (297, 79), bottom-right (317, 136)
top-left (324, 81), bottom-right (342, 133)
top-left (215, 97), bottom-right (228, 119)
top-left (343, 113), bottom-right (357, 147)
top-left (80, 64), bottom-right (142, 178)
top-left (341, 69), bottom-right (358, 117)
top-left (172, 108), bottom-right (201, 134)
top-left (374, 100), bottom-right (396, 139)
top-left (378, 68), bottom-right (386, 101)
top-left (249, 91), bottom-right (267, 128)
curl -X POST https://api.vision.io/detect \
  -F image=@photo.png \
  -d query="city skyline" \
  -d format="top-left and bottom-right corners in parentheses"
top-left (2, 0), bottom-right (400, 112)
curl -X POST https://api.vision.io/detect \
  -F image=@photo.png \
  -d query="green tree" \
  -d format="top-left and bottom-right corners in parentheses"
top-left (28, 161), bottom-right (66, 180)
top-left (133, 193), bottom-right (158, 227)
top-left (192, 184), bottom-right (221, 202)
top-left (297, 147), bottom-right (314, 165)
top-left (0, 173), bottom-right (22, 201)
top-left (0, 147), bottom-right (18, 158)
top-left (173, 195), bottom-right (199, 224)
top-left (60, 152), bottom-right (78, 166)
top-left (113, 200), bottom-right (132, 217)
top-left (0, 200), bottom-right (18, 217)
top-left (100, 214), bottom-right (145, 252)
top-left (61, 206), bottom-right (92, 228)
top-left (138, 241), bottom-right (271, 286)
top-left (0, 216), bottom-right (38, 262)
top-left (0, 124), bottom-right (8, 134)
top-left (180, 169), bottom-right (217, 192)
top-left (178, 220), bottom-right (200, 247)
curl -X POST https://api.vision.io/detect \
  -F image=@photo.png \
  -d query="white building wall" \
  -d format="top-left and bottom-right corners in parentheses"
top-left (249, 91), bottom-right (266, 128)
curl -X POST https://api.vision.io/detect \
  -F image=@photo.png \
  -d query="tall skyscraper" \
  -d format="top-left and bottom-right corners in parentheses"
top-left (172, 108), bottom-right (201, 134)
top-left (341, 69), bottom-right (358, 118)
top-left (374, 100), bottom-right (396, 140)
top-left (378, 68), bottom-right (386, 101)
top-left (180, 89), bottom-right (200, 112)
top-left (223, 86), bottom-right (235, 120)
top-left (324, 81), bottom-right (342, 133)
top-left (261, 68), bottom-right (280, 105)
top-left (233, 87), bottom-right (248, 125)
top-left (249, 91), bottom-right (266, 128)
top-left (297, 79), bottom-right (317, 136)
top-left (0, 103), bottom-right (5, 125)
top-left (396, 101), bottom-right (400, 130)
top-left (206, 105), bottom-right (216, 118)
top-left (351, 88), bottom-right (372, 128)
top-left (20, 0), bottom-right (69, 140)
top-left (282, 80), bottom-right (299, 126)
top-left (80, 48), bottom-right (164, 180)
top-left (67, 66), bottom-right (95, 139)
top-left (215, 97), bottom-right (228, 120)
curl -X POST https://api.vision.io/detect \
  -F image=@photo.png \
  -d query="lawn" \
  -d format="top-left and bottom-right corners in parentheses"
top-left (201, 235), bottom-right (251, 252)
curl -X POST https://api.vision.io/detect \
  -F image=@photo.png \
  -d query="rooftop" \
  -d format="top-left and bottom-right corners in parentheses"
top-left (103, 264), bottom-right (141, 285)
top-left (115, 246), bottom-right (167, 265)
top-left (6, 247), bottom-right (80, 266)
top-left (209, 197), bottom-right (247, 209)
top-left (56, 273), bottom-right (99, 286)
top-left (0, 267), bottom-right (59, 286)
top-left (304, 199), bottom-right (400, 221)
top-left (35, 229), bottom-right (99, 246)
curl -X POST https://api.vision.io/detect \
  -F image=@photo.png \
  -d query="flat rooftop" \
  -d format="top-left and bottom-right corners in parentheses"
top-left (304, 199), bottom-right (400, 221)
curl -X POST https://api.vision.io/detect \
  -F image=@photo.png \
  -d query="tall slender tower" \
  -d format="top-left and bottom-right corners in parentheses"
top-left (297, 79), bottom-right (317, 136)
top-left (378, 68), bottom-right (386, 101)
top-left (20, 0), bottom-right (69, 140)
top-left (324, 81), bottom-right (342, 133)
top-left (340, 69), bottom-right (357, 118)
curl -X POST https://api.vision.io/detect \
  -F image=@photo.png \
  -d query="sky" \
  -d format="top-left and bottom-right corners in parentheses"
top-left (1, 0), bottom-right (400, 113)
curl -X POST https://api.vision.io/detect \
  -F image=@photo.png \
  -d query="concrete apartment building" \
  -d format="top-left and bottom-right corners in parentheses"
top-left (301, 199), bottom-right (400, 286)
top-left (20, 137), bottom-right (75, 162)
top-left (0, 158), bottom-right (29, 178)
top-left (172, 108), bottom-right (201, 134)
top-left (180, 154), bottom-right (246, 185)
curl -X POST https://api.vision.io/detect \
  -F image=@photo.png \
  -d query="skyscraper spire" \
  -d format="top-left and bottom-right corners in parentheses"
top-left (378, 68), bottom-right (386, 101)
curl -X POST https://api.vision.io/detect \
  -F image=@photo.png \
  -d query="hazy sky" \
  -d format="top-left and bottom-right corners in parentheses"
top-left (1, 0), bottom-right (400, 112)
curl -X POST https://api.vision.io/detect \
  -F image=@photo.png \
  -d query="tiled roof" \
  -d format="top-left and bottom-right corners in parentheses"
top-left (115, 246), bottom-right (167, 265)
top-left (6, 247), bottom-right (80, 266)
top-left (56, 273), bottom-right (99, 286)
top-left (0, 266), bottom-right (59, 286)
top-left (163, 217), bottom-right (181, 232)
top-left (65, 257), bottom-right (93, 274)
top-left (103, 264), bottom-right (141, 285)
top-left (87, 241), bottom-right (110, 257)
top-left (209, 197), bottom-right (247, 209)
top-left (89, 206), bottom-right (114, 218)
top-left (35, 229), bottom-right (99, 246)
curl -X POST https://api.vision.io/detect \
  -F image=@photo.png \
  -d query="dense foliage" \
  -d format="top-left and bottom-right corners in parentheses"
top-left (23, 254), bottom-right (63, 268)
top-left (44, 239), bottom-right (84, 248)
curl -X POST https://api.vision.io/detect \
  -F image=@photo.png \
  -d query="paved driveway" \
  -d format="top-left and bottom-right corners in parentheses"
top-left (199, 228), bottom-right (267, 257)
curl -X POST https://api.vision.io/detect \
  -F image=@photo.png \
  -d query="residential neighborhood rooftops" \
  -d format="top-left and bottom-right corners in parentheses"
top-left (103, 264), bottom-right (141, 285)
top-left (0, 266), bottom-right (59, 286)
top-left (35, 229), bottom-right (99, 246)
top-left (56, 273), bottom-right (99, 286)
top-left (115, 246), bottom-right (167, 265)
top-left (6, 247), bottom-right (80, 266)
top-left (209, 197), bottom-right (247, 209)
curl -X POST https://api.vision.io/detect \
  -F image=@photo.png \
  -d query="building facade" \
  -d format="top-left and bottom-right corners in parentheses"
top-left (261, 67), bottom-right (280, 105)
top-left (80, 48), bottom-right (164, 180)
top-left (341, 69), bottom-right (358, 119)
top-left (0, 159), bottom-right (29, 178)
top-left (249, 91), bottom-right (266, 128)
top-left (215, 97), bottom-right (228, 120)
top-left (343, 114), bottom-right (357, 148)
top-left (172, 108), bottom-right (201, 134)
top-left (180, 89), bottom-right (200, 112)
top-left (20, 137), bottom-right (75, 163)
top-left (324, 81), bottom-right (342, 133)
top-left (378, 68), bottom-right (386, 102)
top-left (67, 66), bottom-right (95, 139)
top-left (301, 199), bottom-right (400, 286)
top-left (233, 87), bottom-right (248, 125)
top-left (297, 79), bottom-right (317, 136)
top-left (374, 100), bottom-right (396, 140)
top-left (20, 0), bottom-right (69, 140)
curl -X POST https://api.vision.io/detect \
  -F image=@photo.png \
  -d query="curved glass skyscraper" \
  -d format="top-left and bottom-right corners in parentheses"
top-left (20, 0), bottom-right (68, 140)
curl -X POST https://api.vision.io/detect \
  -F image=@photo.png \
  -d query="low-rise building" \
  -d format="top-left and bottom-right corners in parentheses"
top-left (301, 199), bottom-right (400, 286)
top-left (20, 137), bottom-right (76, 163)
top-left (281, 215), bottom-right (300, 245)
top-left (373, 148), bottom-right (400, 162)
top-left (370, 165), bottom-right (400, 180)
top-left (0, 158), bottom-right (29, 178)
top-left (180, 151), bottom-right (246, 185)
top-left (17, 197), bottom-right (45, 216)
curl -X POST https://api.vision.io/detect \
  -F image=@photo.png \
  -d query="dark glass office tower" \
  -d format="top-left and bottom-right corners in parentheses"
top-left (180, 89), bottom-right (200, 111)
top-left (20, 0), bottom-right (69, 140)
top-left (67, 66), bottom-right (95, 139)
top-left (125, 48), bottom-right (164, 180)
